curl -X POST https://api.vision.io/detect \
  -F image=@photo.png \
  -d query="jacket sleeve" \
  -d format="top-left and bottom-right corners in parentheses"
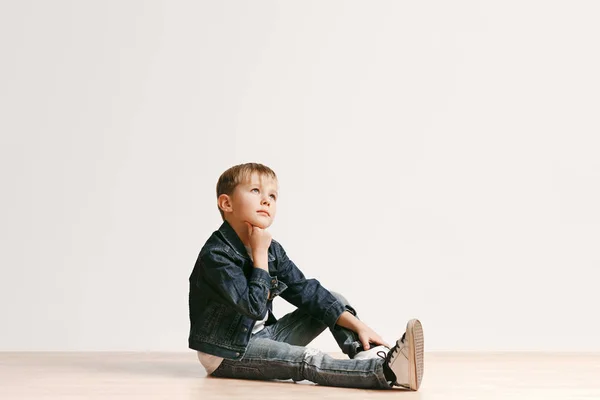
top-left (275, 241), bottom-right (346, 330)
top-left (199, 247), bottom-right (272, 320)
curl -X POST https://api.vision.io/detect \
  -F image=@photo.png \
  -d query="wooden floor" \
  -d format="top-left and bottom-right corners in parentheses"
top-left (1, 352), bottom-right (599, 399)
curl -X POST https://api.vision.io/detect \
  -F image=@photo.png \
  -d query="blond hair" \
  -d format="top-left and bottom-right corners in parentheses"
top-left (216, 163), bottom-right (278, 220)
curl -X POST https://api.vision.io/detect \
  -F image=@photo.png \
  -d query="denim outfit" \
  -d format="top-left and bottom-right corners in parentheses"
top-left (188, 220), bottom-right (392, 389)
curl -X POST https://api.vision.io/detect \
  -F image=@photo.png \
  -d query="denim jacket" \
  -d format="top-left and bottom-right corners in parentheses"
top-left (188, 220), bottom-right (346, 360)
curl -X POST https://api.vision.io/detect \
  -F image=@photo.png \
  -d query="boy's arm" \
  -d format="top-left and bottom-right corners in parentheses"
top-left (275, 242), bottom-right (346, 330)
top-left (273, 242), bottom-right (391, 350)
top-left (199, 247), bottom-right (273, 320)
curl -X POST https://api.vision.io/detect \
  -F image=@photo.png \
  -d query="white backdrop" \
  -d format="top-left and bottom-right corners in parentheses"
top-left (1, 0), bottom-right (598, 352)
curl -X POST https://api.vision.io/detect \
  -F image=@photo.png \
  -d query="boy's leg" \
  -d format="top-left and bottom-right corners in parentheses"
top-left (270, 291), bottom-right (365, 359)
top-left (210, 334), bottom-right (392, 389)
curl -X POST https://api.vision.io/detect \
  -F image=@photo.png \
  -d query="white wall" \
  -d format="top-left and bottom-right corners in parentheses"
top-left (1, 0), bottom-right (598, 352)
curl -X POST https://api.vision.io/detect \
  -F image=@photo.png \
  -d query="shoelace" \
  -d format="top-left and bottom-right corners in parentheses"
top-left (377, 332), bottom-right (406, 363)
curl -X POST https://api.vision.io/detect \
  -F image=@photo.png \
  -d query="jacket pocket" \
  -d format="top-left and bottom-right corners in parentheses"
top-left (197, 299), bottom-right (224, 338)
top-left (199, 300), bottom-right (245, 345)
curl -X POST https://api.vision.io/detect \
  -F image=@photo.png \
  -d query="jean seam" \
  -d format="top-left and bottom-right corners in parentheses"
top-left (238, 357), bottom-right (381, 375)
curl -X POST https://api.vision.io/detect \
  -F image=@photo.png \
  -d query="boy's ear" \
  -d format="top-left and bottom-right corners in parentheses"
top-left (217, 194), bottom-right (233, 213)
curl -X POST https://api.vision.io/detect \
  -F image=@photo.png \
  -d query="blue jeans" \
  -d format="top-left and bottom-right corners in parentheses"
top-left (210, 292), bottom-right (392, 389)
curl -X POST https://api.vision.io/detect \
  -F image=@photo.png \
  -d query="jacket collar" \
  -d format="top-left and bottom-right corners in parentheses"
top-left (218, 220), bottom-right (275, 262)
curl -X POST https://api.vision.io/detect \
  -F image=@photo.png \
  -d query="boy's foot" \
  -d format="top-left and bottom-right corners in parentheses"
top-left (353, 344), bottom-right (390, 360)
top-left (379, 319), bottom-right (424, 391)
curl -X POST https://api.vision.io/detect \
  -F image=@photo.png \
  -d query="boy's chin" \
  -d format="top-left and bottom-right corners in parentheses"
top-left (251, 218), bottom-right (272, 229)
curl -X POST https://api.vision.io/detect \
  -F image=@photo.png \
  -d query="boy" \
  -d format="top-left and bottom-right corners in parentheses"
top-left (188, 163), bottom-right (424, 390)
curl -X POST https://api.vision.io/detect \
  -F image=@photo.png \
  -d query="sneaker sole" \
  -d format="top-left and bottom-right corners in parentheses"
top-left (406, 319), bottom-right (424, 391)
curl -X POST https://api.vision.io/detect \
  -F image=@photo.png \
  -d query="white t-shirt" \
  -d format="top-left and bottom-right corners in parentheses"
top-left (197, 245), bottom-right (268, 375)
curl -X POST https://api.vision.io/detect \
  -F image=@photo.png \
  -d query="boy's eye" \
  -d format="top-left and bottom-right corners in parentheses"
top-left (251, 188), bottom-right (276, 200)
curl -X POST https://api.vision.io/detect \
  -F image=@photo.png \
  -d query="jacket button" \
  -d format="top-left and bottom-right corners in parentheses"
top-left (242, 327), bottom-right (248, 332)
top-left (235, 352), bottom-right (240, 357)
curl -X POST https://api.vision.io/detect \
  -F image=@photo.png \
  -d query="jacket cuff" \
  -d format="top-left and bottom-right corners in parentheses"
top-left (322, 298), bottom-right (347, 330)
top-left (249, 268), bottom-right (272, 290)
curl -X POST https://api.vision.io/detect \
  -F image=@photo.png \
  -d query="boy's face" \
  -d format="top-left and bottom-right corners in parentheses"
top-left (223, 172), bottom-right (279, 229)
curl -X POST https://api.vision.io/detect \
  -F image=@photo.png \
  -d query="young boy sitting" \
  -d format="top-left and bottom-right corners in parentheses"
top-left (188, 163), bottom-right (424, 390)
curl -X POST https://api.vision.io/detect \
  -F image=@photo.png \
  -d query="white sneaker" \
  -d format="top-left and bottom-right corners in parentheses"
top-left (353, 344), bottom-right (390, 360)
top-left (379, 319), bottom-right (424, 390)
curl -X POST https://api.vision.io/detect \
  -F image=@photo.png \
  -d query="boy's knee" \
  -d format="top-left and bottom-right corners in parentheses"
top-left (330, 291), bottom-right (348, 305)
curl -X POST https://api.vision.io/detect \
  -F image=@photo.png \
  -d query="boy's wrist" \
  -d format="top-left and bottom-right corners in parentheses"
top-left (251, 247), bottom-right (269, 255)
top-left (336, 310), bottom-right (366, 332)
top-left (252, 251), bottom-right (269, 271)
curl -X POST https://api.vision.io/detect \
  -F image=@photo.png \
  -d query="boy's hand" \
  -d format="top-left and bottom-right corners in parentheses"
top-left (357, 325), bottom-right (391, 350)
top-left (336, 311), bottom-right (390, 350)
top-left (244, 221), bottom-right (272, 252)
